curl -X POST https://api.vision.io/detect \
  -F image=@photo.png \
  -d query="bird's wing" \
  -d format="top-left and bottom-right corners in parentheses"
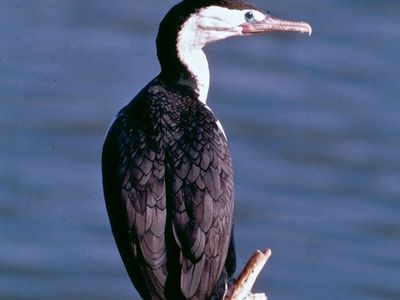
top-left (102, 91), bottom-right (234, 299)
top-left (102, 112), bottom-right (167, 300)
top-left (169, 109), bottom-right (234, 299)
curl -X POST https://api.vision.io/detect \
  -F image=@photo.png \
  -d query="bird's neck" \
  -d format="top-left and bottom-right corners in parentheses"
top-left (157, 26), bottom-right (210, 104)
top-left (175, 43), bottom-right (210, 104)
top-left (157, 47), bottom-right (210, 104)
top-left (158, 45), bottom-right (210, 104)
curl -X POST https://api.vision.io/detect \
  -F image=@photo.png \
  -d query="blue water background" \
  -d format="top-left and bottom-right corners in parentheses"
top-left (1, 1), bottom-right (399, 299)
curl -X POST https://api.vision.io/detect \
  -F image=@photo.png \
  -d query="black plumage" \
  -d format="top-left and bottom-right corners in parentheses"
top-left (102, 77), bottom-right (235, 299)
top-left (102, 1), bottom-right (257, 298)
top-left (102, 0), bottom-right (312, 299)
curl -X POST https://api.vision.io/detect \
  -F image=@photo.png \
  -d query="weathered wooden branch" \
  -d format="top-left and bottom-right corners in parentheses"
top-left (224, 249), bottom-right (272, 300)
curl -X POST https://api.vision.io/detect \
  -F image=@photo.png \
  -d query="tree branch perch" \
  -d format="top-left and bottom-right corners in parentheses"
top-left (224, 249), bottom-right (272, 300)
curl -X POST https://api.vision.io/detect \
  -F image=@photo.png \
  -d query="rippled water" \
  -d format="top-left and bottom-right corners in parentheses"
top-left (1, 1), bottom-right (399, 299)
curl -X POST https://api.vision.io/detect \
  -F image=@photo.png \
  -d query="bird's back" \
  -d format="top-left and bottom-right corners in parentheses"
top-left (102, 77), bottom-right (235, 299)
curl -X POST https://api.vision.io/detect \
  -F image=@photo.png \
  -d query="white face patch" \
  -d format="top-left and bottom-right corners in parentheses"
top-left (176, 6), bottom-right (265, 103)
top-left (248, 10), bottom-right (266, 22)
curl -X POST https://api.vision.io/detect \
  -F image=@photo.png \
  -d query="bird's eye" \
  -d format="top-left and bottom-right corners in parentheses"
top-left (244, 11), bottom-right (255, 22)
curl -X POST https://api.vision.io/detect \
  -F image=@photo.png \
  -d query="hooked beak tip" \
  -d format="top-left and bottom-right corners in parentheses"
top-left (304, 23), bottom-right (312, 36)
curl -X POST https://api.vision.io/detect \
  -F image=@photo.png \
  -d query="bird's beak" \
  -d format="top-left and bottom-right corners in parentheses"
top-left (241, 15), bottom-right (312, 36)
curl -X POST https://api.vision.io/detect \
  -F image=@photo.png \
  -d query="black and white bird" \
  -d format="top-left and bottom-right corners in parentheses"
top-left (102, 0), bottom-right (311, 299)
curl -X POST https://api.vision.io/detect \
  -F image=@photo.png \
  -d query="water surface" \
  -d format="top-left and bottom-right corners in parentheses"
top-left (1, 1), bottom-right (399, 299)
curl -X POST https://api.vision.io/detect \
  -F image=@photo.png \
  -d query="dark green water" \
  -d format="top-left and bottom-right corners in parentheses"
top-left (1, 1), bottom-right (399, 299)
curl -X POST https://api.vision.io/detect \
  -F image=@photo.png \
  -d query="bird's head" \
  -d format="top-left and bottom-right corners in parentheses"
top-left (179, 0), bottom-right (311, 46)
top-left (156, 0), bottom-right (312, 100)
top-left (157, 0), bottom-right (311, 53)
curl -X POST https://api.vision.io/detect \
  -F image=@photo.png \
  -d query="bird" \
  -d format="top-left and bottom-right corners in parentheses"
top-left (101, 0), bottom-right (311, 299)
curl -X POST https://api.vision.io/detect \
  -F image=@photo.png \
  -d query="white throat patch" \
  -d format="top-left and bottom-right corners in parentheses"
top-left (176, 6), bottom-right (251, 103)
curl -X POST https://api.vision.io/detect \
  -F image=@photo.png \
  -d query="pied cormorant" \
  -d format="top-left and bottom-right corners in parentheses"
top-left (102, 0), bottom-right (311, 299)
